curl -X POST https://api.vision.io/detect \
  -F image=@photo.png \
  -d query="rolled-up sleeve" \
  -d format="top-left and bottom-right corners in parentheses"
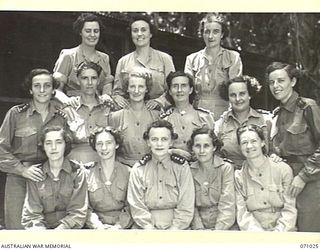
top-left (229, 51), bottom-right (243, 78)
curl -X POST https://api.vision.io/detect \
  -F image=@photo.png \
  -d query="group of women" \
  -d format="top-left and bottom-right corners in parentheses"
top-left (0, 12), bottom-right (319, 232)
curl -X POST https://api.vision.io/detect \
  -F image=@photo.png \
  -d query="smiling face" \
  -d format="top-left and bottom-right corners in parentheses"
top-left (30, 74), bottom-right (54, 105)
top-left (44, 130), bottom-right (66, 162)
top-left (95, 131), bottom-right (118, 161)
top-left (228, 81), bottom-right (250, 113)
top-left (268, 69), bottom-right (296, 104)
top-left (80, 21), bottom-right (100, 47)
top-left (169, 76), bottom-right (193, 105)
top-left (203, 21), bottom-right (223, 49)
top-left (147, 127), bottom-right (172, 159)
top-left (131, 20), bottom-right (152, 48)
top-left (192, 134), bottom-right (216, 164)
top-left (78, 68), bottom-right (99, 96)
top-left (128, 76), bottom-right (148, 103)
top-left (239, 130), bottom-right (265, 160)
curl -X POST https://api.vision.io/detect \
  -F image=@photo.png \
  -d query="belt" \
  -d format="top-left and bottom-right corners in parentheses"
top-left (253, 207), bottom-right (282, 213)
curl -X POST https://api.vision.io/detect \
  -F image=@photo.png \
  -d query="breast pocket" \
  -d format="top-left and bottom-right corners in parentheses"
top-left (115, 181), bottom-right (127, 203)
top-left (88, 182), bottom-right (104, 205)
top-left (38, 183), bottom-right (55, 211)
top-left (268, 184), bottom-right (284, 207)
top-left (164, 177), bottom-right (179, 205)
top-left (14, 127), bottom-right (38, 155)
top-left (59, 183), bottom-right (74, 206)
top-left (208, 184), bottom-right (221, 206)
top-left (286, 122), bottom-right (314, 153)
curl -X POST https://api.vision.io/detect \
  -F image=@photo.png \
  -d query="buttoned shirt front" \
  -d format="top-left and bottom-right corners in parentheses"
top-left (21, 159), bottom-right (88, 229)
top-left (127, 155), bottom-right (195, 229)
top-left (113, 47), bottom-right (175, 100)
top-left (190, 156), bottom-right (235, 230)
top-left (215, 107), bottom-right (271, 167)
top-left (234, 157), bottom-right (297, 231)
top-left (108, 106), bottom-right (159, 166)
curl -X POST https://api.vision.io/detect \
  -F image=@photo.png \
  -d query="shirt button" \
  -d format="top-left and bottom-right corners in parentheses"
top-left (159, 180), bottom-right (162, 183)
top-left (263, 202), bottom-right (267, 205)
top-left (89, 126), bottom-right (92, 129)
top-left (89, 114), bottom-right (92, 117)
top-left (261, 187), bottom-right (264, 191)
top-left (159, 196), bottom-right (162, 199)
top-left (183, 140), bottom-right (186, 144)
top-left (259, 173), bottom-right (262, 177)
top-left (136, 122), bottom-right (140, 126)
top-left (182, 126), bottom-right (185, 130)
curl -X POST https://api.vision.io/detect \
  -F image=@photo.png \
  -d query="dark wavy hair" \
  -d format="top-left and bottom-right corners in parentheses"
top-left (76, 61), bottom-right (102, 78)
top-left (89, 126), bottom-right (123, 153)
top-left (39, 125), bottom-right (72, 157)
top-left (187, 127), bottom-right (224, 154)
top-left (73, 13), bottom-right (104, 37)
top-left (236, 124), bottom-right (267, 155)
top-left (198, 13), bottom-right (229, 39)
top-left (219, 75), bottom-right (262, 101)
top-left (143, 120), bottom-right (178, 141)
top-left (265, 61), bottom-right (301, 84)
top-left (129, 14), bottom-right (156, 36)
top-left (166, 71), bottom-right (197, 105)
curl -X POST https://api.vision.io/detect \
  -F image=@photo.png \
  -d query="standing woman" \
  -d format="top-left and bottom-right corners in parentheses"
top-left (185, 13), bottom-right (242, 120)
top-left (112, 16), bottom-right (175, 110)
top-left (22, 126), bottom-right (88, 229)
top-left (53, 13), bottom-right (113, 100)
top-left (108, 67), bottom-right (159, 167)
top-left (215, 76), bottom-right (272, 169)
top-left (86, 127), bottom-right (132, 229)
top-left (235, 124), bottom-right (297, 231)
top-left (266, 62), bottom-right (320, 232)
top-left (0, 69), bottom-right (64, 229)
top-left (188, 127), bottom-right (235, 230)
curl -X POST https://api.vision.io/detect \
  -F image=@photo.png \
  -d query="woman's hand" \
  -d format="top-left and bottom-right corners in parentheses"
top-left (113, 95), bottom-right (129, 109)
top-left (269, 153), bottom-right (283, 163)
top-left (21, 164), bottom-right (45, 182)
top-left (168, 148), bottom-right (192, 161)
top-left (288, 175), bottom-right (306, 197)
top-left (65, 96), bottom-right (80, 109)
top-left (146, 100), bottom-right (161, 110)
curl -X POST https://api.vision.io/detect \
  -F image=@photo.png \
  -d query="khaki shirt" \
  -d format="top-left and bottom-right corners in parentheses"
top-left (163, 106), bottom-right (215, 151)
top-left (190, 156), bottom-right (235, 230)
top-left (184, 48), bottom-right (242, 119)
top-left (0, 100), bottom-right (65, 176)
top-left (108, 106), bottom-right (159, 166)
top-left (86, 161), bottom-right (132, 229)
top-left (113, 47), bottom-right (175, 100)
top-left (234, 157), bottom-right (297, 231)
top-left (127, 155), bottom-right (195, 229)
top-left (215, 107), bottom-right (271, 167)
top-left (21, 159), bottom-right (88, 229)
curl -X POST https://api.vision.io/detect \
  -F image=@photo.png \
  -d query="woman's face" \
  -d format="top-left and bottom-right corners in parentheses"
top-left (228, 81), bottom-right (250, 114)
top-left (95, 131), bottom-right (118, 161)
top-left (268, 69), bottom-right (296, 104)
top-left (147, 127), bottom-right (173, 159)
top-left (30, 74), bottom-right (54, 105)
top-left (131, 20), bottom-right (152, 48)
top-left (78, 68), bottom-right (99, 96)
top-left (169, 76), bottom-right (193, 105)
top-left (239, 130), bottom-right (265, 160)
top-left (203, 21), bottom-right (223, 49)
top-left (128, 76), bottom-right (148, 103)
top-left (80, 21), bottom-right (100, 47)
top-left (44, 130), bottom-right (66, 162)
top-left (192, 134), bottom-right (215, 164)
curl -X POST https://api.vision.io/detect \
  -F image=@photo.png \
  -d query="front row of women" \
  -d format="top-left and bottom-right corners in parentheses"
top-left (21, 120), bottom-right (297, 231)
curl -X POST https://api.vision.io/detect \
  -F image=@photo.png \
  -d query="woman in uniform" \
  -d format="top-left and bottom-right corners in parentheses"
top-left (22, 125), bottom-right (88, 229)
top-left (235, 124), bottom-right (297, 231)
top-left (188, 127), bottom-right (235, 230)
top-left (86, 126), bottom-right (132, 229)
top-left (184, 13), bottom-right (242, 120)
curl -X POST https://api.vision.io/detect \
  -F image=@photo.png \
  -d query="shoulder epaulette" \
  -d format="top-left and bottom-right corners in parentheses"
top-left (16, 103), bottom-right (30, 113)
top-left (272, 107), bottom-right (280, 117)
top-left (138, 154), bottom-right (152, 166)
top-left (297, 97), bottom-right (308, 110)
top-left (195, 107), bottom-right (211, 114)
top-left (170, 153), bottom-right (186, 165)
top-left (223, 158), bottom-right (234, 164)
top-left (55, 109), bottom-right (67, 119)
top-left (160, 107), bottom-right (174, 119)
top-left (100, 98), bottom-right (116, 110)
top-left (256, 109), bottom-right (271, 115)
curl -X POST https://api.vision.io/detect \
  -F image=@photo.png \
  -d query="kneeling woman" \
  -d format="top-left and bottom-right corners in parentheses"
top-left (128, 120), bottom-right (195, 230)
top-left (86, 127), bottom-right (132, 229)
top-left (22, 126), bottom-right (88, 229)
top-left (235, 124), bottom-right (297, 231)
top-left (188, 127), bottom-right (235, 230)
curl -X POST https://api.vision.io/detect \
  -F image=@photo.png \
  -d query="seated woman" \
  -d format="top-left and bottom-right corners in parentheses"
top-left (234, 124), bottom-right (297, 231)
top-left (108, 67), bottom-right (159, 167)
top-left (161, 71), bottom-right (214, 158)
top-left (215, 75), bottom-right (272, 169)
top-left (127, 120), bottom-right (194, 230)
top-left (86, 126), bottom-right (132, 229)
top-left (53, 13), bottom-right (113, 101)
top-left (187, 127), bottom-right (235, 230)
top-left (21, 125), bottom-right (88, 229)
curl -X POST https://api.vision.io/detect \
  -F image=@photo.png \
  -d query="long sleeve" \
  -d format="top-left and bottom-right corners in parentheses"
top-left (234, 171), bottom-right (264, 231)
top-left (127, 165), bottom-right (154, 229)
top-left (0, 108), bottom-right (25, 176)
top-left (171, 164), bottom-right (195, 229)
top-left (190, 208), bottom-right (205, 230)
top-left (228, 51), bottom-right (243, 78)
top-left (85, 208), bottom-right (104, 229)
top-left (112, 58), bottom-right (125, 97)
top-left (60, 168), bottom-right (88, 229)
top-left (215, 164), bottom-right (236, 230)
top-left (274, 164), bottom-right (297, 231)
top-left (184, 54), bottom-right (194, 77)
top-left (21, 181), bottom-right (47, 229)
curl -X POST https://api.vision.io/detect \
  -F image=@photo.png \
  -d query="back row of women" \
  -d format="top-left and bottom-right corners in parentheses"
top-left (0, 12), bottom-right (319, 232)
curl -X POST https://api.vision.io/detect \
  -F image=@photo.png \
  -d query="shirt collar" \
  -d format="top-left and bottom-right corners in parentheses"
top-left (190, 155), bottom-right (225, 170)
top-left (78, 45), bottom-right (101, 64)
top-left (27, 100), bottom-right (56, 117)
top-left (78, 95), bottom-right (103, 110)
top-left (226, 107), bottom-right (260, 121)
top-left (280, 91), bottom-right (299, 112)
top-left (150, 154), bottom-right (171, 169)
top-left (42, 158), bottom-right (72, 177)
top-left (203, 47), bottom-right (225, 60)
